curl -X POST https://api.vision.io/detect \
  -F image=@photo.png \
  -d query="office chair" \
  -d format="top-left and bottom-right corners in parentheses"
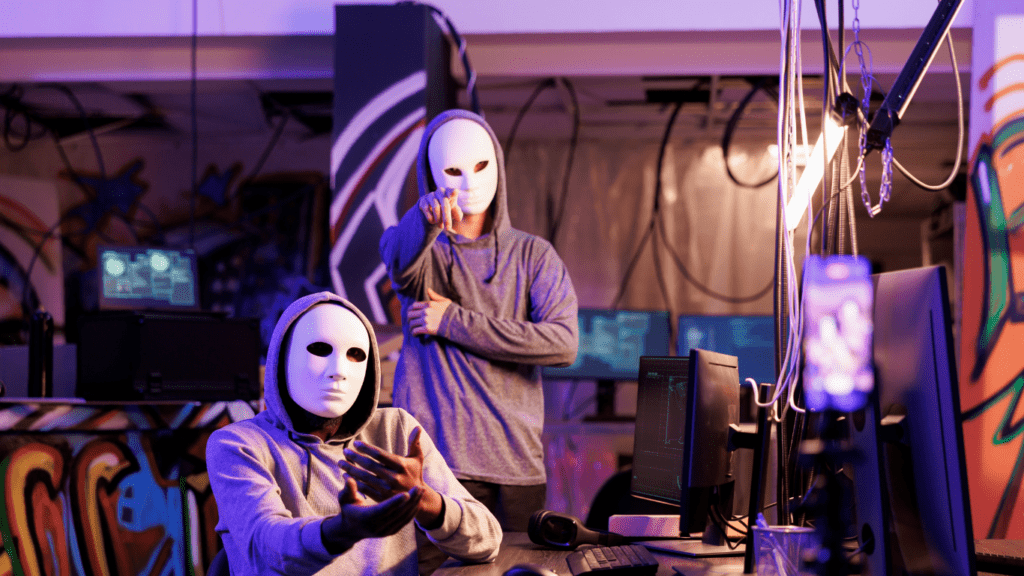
top-left (208, 548), bottom-right (229, 576)
top-left (584, 469), bottom-right (677, 531)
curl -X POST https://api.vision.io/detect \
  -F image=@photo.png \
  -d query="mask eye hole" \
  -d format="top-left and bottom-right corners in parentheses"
top-left (307, 342), bottom-right (333, 357)
top-left (347, 347), bottom-right (367, 362)
top-left (444, 167), bottom-right (462, 176)
top-left (474, 160), bottom-right (488, 173)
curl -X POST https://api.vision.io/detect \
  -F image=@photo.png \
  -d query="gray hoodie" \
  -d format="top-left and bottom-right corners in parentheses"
top-left (379, 109), bottom-right (579, 485)
top-left (207, 292), bottom-right (501, 575)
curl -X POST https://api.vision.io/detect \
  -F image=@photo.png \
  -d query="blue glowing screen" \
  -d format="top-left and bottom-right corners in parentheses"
top-left (676, 315), bottom-right (775, 387)
top-left (543, 309), bottom-right (672, 381)
top-left (99, 246), bottom-right (200, 311)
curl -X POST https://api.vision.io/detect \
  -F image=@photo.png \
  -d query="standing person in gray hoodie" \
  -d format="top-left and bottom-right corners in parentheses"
top-left (206, 292), bottom-right (501, 575)
top-left (379, 109), bottom-right (579, 532)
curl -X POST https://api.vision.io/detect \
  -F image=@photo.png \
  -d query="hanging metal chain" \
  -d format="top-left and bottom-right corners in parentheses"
top-left (850, 0), bottom-right (891, 218)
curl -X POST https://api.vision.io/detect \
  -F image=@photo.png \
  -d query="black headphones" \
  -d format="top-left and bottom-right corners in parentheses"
top-left (527, 510), bottom-right (626, 550)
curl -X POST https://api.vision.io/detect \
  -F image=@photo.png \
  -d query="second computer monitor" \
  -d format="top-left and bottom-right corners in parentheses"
top-left (632, 349), bottom-right (741, 536)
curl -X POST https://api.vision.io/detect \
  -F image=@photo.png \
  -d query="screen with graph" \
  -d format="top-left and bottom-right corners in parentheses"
top-left (543, 308), bottom-right (672, 381)
top-left (631, 355), bottom-right (690, 504)
top-left (98, 245), bottom-right (200, 311)
top-left (677, 315), bottom-right (775, 387)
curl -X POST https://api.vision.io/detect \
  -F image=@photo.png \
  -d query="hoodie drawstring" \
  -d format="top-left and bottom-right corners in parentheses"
top-left (289, 431), bottom-right (313, 497)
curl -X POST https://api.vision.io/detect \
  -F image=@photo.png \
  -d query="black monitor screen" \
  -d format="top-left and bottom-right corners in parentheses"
top-left (850, 265), bottom-right (975, 576)
top-left (543, 309), bottom-right (671, 380)
top-left (98, 245), bottom-right (200, 312)
top-left (631, 356), bottom-right (690, 505)
top-left (677, 315), bottom-right (774, 388)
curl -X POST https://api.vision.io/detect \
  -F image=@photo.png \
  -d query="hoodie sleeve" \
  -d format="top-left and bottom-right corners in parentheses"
top-left (393, 410), bottom-right (502, 562)
top-left (207, 426), bottom-right (338, 575)
top-left (380, 204), bottom-right (444, 297)
top-left (437, 240), bottom-right (579, 367)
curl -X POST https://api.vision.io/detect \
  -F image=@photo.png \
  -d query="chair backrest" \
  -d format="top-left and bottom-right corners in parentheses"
top-left (208, 548), bottom-right (229, 576)
top-left (584, 469), bottom-right (678, 531)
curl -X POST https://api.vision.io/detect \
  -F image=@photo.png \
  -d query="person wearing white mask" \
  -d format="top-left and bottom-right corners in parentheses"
top-left (206, 292), bottom-right (501, 575)
top-left (379, 110), bottom-right (579, 537)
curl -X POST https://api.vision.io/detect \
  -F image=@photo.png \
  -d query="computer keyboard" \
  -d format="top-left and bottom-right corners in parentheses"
top-left (566, 544), bottom-right (659, 576)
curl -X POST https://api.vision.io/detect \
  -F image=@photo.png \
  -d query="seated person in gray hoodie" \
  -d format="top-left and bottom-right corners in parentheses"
top-left (207, 292), bottom-right (502, 575)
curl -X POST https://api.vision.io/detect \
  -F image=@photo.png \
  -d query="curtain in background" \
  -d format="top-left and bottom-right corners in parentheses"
top-left (505, 137), bottom-right (785, 316)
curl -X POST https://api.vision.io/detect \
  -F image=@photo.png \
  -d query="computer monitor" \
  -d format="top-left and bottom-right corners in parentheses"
top-left (543, 308), bottom-right (672, 381)
top-left (631, 350), bottom-right (745, 557)
top-left (632, 355), bottom-right (691, 506)
top-left (849, 265), bottom-right (976, 575)
top-left (98, 245), bottom-right (200, 312)
top-left (677, 315), bottom-right (775, 389)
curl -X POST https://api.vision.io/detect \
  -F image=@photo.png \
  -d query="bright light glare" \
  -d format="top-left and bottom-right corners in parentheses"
top-left (785, 119), bottom-right (847, 232)
top-left (150, 252), bottom-right (170, 272)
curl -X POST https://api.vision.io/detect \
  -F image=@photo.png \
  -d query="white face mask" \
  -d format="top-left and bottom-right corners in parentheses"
top-left (428, 118), bottom-right (498, 216)
top-left (286, 304), bottom-right (370, 419)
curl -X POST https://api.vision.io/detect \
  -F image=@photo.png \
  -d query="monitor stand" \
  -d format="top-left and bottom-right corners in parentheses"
top-left (635, 539), bottom-right (744, 558)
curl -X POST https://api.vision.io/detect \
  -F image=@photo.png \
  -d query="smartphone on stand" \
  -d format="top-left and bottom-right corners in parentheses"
top-left (801, 255), bottom-right (874, 412)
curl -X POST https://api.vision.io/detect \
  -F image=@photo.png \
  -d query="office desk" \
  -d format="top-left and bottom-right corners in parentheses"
top-left (435, 533), bottom-right (744, 576)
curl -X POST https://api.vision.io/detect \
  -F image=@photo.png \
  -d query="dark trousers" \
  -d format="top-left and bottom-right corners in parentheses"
top-left (417, 480), bottom-right (547, 575)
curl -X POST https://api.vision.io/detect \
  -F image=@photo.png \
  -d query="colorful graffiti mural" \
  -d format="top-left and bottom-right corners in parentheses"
top-left (0, 400), bottom-right (254, 575)
top-left (961, 7), bottom-right (1024, 540)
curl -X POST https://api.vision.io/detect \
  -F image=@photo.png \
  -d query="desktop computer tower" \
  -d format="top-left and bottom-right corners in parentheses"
top-left (76, 311), bottom-right (261, 402)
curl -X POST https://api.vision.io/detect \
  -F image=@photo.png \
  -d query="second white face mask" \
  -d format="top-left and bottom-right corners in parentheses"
top-left (286, 303), bottom-right (370, 419)
top-left (428, 118), bottom-right (498, 216)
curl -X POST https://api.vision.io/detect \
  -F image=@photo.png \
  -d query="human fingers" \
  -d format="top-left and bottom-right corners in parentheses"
top-left (344, 446), bottom-right (401, 478)
top-left (361, 487), bottom-right (421, 535)
top-left (451, 200), bottom-right (464, 224)
top-left (430, 195), bottom-right (445, 224)
top-left (370, 487), bottom-right (423, 535)
top-left (406, 427), bottom-right (424, 460)
top-left (352, 441), bottom-right (405, 471)
top-left (425, 288), bottom-right (450, 303)
top-left (418, 196), bottom-right (439, 225)
top-left (339, 459), bottom-right (394, 498)
top-left (442, 194), bottom-right (454, 231)
top-left (338, 475), bottom-right (364, 506)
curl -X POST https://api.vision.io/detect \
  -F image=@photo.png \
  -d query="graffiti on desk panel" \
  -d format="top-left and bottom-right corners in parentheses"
top-left (962, 16), bottom-right (1024, 540)
top-left (0, 402), bottom-right (250, 576)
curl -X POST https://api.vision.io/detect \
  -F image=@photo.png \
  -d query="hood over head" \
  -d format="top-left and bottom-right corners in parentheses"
top-left (417, 110), bottom-right (510, 283)
top-left (264, 291), bottom-right (380, 442)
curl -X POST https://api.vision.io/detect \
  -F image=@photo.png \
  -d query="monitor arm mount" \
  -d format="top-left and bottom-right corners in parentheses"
top-left (864, 0), bottom-right (964, 151)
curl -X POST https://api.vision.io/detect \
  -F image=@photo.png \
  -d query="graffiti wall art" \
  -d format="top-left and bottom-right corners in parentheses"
top-left (960, 5), bottom-right (1024, 539)
top-left (0, 400), bottom-right (254, 576)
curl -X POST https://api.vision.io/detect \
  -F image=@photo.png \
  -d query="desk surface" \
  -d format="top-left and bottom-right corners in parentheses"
top-left (434, 533), bottom-right (744, 576)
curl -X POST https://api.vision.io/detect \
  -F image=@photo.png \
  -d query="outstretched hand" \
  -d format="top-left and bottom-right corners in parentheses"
top-left (418, 188), bottom-right (463, 233)
top-left (320, 475), bottom-right (423, 554)
top-left (407, 288), bottom-right (452, 337)
top-left (339, 427), bottom-right (444, 527)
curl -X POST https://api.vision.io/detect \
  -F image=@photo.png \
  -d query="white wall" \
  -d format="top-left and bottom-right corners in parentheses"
top-left (1, 0), bottom-right (973, 38)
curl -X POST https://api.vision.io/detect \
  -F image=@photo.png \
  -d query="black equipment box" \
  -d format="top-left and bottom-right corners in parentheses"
top-left (76, 311), bottom-right (261, 401)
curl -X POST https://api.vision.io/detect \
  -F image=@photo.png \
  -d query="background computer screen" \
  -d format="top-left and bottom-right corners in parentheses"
top-left (631, 355), bottom-right (690, 505)
top-left (677, 315), bottom-right (774, 387)
top-left (543, 308), bottom-right (672, 380)
top-left (98, 245), bottom-right (200, 311)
